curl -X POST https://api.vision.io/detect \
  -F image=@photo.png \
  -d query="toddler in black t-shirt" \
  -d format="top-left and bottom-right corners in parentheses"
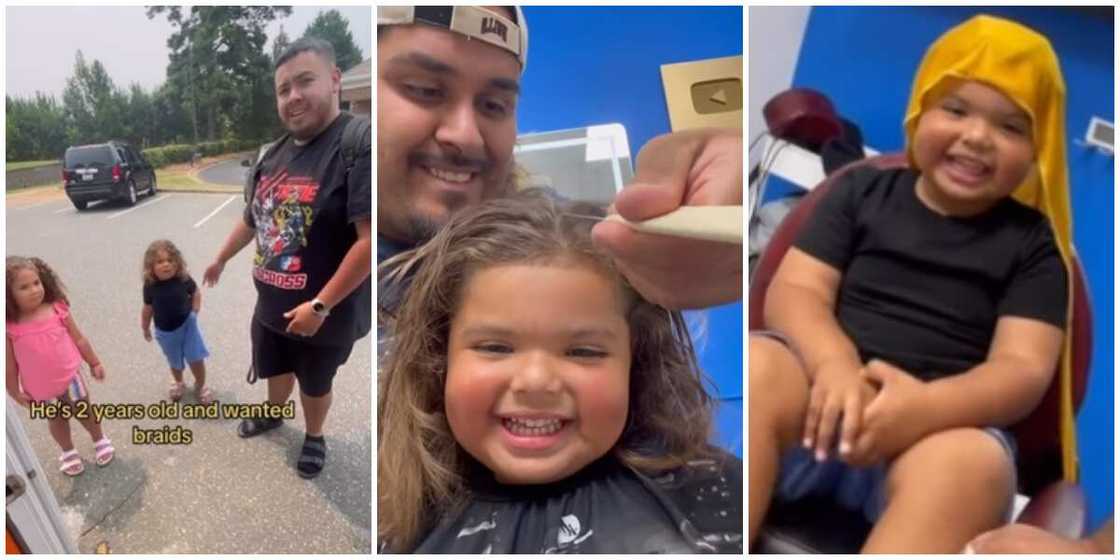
top-left (141, 240), bottom-right (212, 404)
top-left (749, 15), bottom-right (1075, 552)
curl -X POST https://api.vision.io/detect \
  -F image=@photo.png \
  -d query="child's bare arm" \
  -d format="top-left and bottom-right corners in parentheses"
top-left (62, 313), bottom-right (104, 378)
top-left (766, 247), bottom-right (860, 373)
top-left (6, 339), bottom-right (29, 406)
top-left (766, 247), bottom-right (875, 458)
top-left (141, 304), bottom-right (154, 341)
top-left (917, 316), bottom-right (1062, 430)
top-left (191, 288), bottom-right (201, 313)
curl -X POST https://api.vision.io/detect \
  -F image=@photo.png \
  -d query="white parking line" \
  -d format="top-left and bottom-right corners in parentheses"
top-left (107, 194), bottom-right (171, 220)
top-left (193, 195), bottom-right (237, 228)
top-left (53, 206), bottom-right (75, 214)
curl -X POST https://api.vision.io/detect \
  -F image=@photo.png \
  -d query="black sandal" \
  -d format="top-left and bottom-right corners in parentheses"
top-left (237, 417), bottom-right (282, 438)
top-left (297, 434), bottom-right (327, 479)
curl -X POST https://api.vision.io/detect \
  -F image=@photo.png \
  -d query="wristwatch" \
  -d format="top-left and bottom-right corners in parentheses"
top-left (311, 298), bottom-right (331, 318)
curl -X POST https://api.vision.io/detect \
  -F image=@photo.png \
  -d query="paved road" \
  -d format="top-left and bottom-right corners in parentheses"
top-left (6, 191), bottom-right (372, 553)
top-left (198, 158), bottom-right (250, 187)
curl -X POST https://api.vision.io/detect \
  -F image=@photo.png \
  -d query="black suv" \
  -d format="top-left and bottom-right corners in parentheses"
top-left (62, 141), bottom-right (157, 210)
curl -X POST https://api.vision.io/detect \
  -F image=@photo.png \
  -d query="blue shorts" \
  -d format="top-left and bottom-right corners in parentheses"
top-left (775, 426), bottom-right (1018, 523)
top-left (752, 330), bottom-right (1019, 522)
top-left (154, 312), bottom-right (210, 370)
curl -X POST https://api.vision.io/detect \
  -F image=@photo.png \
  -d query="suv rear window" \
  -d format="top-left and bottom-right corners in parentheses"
top-left (65, 146), bottom-right (114, 168)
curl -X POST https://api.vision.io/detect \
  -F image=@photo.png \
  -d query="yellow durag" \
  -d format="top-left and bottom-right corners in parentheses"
top-left (903, 15), bottom-right (1078, 481)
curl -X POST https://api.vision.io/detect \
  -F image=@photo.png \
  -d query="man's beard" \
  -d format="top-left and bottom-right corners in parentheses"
top-left (403, 213), bottom-right (443, 246)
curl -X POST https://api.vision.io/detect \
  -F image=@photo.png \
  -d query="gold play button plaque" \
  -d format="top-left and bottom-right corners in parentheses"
top-left (661, 55), bottom-right (743, 131)
top-left (692, 78), bottom-right (743, 114)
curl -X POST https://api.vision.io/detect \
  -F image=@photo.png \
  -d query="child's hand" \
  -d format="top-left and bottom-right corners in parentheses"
top-left (9, 391), bottom-right (32, 408)
top-left (803, 361), bottom-right (878, 462)
top-left (143, 328), bottom-right (152, 342)
top-left (844, 360), bottom-right (929, 466)
top-left (90, 364), bottom-right (106, 381)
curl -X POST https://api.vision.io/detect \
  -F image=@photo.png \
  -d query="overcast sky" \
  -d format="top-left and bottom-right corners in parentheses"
top-left (5, 6), bottom-right (371, 99)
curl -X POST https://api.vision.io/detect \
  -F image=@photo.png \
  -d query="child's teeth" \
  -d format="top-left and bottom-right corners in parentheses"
top-left (503, 417), bottom-right (563, 436)
top-left (953, 156), bottom-right (987, 174)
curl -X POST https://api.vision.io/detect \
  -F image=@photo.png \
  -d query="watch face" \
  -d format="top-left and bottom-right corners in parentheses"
top-left (313, 301), bottom-right (325, 312)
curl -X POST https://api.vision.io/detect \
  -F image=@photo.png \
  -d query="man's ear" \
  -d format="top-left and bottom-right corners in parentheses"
top-left (332, 67), bottom-right (342, 95)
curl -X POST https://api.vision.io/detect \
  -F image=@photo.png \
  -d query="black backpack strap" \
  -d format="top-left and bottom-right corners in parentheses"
top-left (339, 115), bottom-right (371, 176)
top-left (244, 135), bottom-right (288, 204)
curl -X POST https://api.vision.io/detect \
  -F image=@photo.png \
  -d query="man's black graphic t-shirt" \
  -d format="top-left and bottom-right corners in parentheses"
top-left (244, 113), bottom-right (372, 347)
top-left (143, 276), bottom-right (196, 331)
top-left (394, 453), bottom-right (743, 554)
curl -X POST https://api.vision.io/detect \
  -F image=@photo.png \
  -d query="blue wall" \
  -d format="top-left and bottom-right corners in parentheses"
top-left (518, 6), bottom-right (744, 456)
top-left (791, 6), bottom-right (1114, 527)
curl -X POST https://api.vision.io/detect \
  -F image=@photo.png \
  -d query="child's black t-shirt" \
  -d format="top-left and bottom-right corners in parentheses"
top-left (401, 452), bottom-right (743, 554)
top-left (243, 112), bottom-right (372, 347)
top-left (794, 167), bottom-right (1068, 379)
top-left (143, 276), bottom-right (196, 331)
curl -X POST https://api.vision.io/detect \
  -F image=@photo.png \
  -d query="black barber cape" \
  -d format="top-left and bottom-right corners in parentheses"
top-left (393, 452), bottom-right (743, 554)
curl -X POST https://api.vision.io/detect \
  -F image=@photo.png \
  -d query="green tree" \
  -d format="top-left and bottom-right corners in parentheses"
top-left (148, 6), bottom-right (290, 143)
top-left (61, 51), bottom-right (130, 146)
top-left (301, 9), bottom-right (364, 72)
top-left (6, 93), bottom-right (67, 160)
top-left (272, 25), bottom-right (291, 67)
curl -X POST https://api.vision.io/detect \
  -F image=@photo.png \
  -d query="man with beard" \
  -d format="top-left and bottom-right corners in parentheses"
top-left (377, 6), bottom-right (742, 311)
top-left (204, 37), bottom-right (372, 479)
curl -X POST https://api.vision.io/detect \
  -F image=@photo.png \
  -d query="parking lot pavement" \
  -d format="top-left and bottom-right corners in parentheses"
top-left (197, 158), bottom-right (250, 186)
top-left (6, 192), bottom-right (372, 553)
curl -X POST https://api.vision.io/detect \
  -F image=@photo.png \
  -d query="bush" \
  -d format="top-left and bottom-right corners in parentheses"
top-left (141, 139), bottom-right (266, 168)
top-left (141, 144), bottom-right (194, 168)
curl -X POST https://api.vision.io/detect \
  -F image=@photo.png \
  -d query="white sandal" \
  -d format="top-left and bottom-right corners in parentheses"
top-left (169, 381), bottom-right (186, 401)
top-left (93, 437), bottom-right (115, 467)
top-left (59, 449), bottom-right (84, 476)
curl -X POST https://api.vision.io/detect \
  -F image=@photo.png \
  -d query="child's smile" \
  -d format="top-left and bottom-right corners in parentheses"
top-left (498, 414), bottom-right (572, 451)
top-left (911, 80), bottom-right (1036, 216)
top-left (445, 261), bottom-right (632, 485)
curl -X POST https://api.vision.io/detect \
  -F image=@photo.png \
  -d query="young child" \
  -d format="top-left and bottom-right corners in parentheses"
top-left (141, 240), bottom-right (212, 404)
top-left (6, 256), bottom-right (115, 476)
top-left (749, 15), bottom-right (1073, 552)
top-left (377, 191), bottom-right (742, 553)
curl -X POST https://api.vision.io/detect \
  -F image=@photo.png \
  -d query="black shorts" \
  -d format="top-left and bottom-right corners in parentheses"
top-left (251, 319), bottom-right (354, 397)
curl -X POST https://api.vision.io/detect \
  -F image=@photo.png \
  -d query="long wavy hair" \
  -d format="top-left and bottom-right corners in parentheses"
top-left (142, 239), bottom-right (190, 285)
top-left (6, 256), bottom-right (69, 322)
top-left (377, 190), bottom-right (715, 551)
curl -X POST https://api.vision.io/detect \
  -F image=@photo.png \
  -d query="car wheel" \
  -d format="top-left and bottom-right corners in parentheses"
top-left (149, 177), bottom-right (158, 196)
top-left (71, 200), bottom-right (88, 211)
top-left (126, 181), bottom-right (138, 206)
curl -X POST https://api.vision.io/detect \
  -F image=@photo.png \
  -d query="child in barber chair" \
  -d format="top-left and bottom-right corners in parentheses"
top-left (749, 15), bottom-right (1075, 553)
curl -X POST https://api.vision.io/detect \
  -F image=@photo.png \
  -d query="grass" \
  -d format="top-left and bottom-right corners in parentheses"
top-left (6, 159), bottom-right (59, 172)
top-left (155, 168), bottom-right (239, 192)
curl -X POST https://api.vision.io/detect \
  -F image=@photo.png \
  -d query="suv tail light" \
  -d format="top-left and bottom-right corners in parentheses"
top-left (111, 164), bottom-right (122, 183)
top-left (61, 169), bottom-right (70, 183)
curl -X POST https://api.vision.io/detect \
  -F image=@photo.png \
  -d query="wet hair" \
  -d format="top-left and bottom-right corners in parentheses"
top-left (377, 189), bottom-right (715, 550)
top-left (142, 240), bottom-right (189, 285)
top-left (6, 256), bottom-right (68, 322)
top-left (275, 36), bottom-right (336, 70)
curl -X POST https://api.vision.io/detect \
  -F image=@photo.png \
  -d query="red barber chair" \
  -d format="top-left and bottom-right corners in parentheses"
top-left (748, 154), bottom-right (1092, 553)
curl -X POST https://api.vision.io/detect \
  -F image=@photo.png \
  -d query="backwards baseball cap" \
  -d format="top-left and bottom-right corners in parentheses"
top-left (378, 6), bottom-right (528, 71)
